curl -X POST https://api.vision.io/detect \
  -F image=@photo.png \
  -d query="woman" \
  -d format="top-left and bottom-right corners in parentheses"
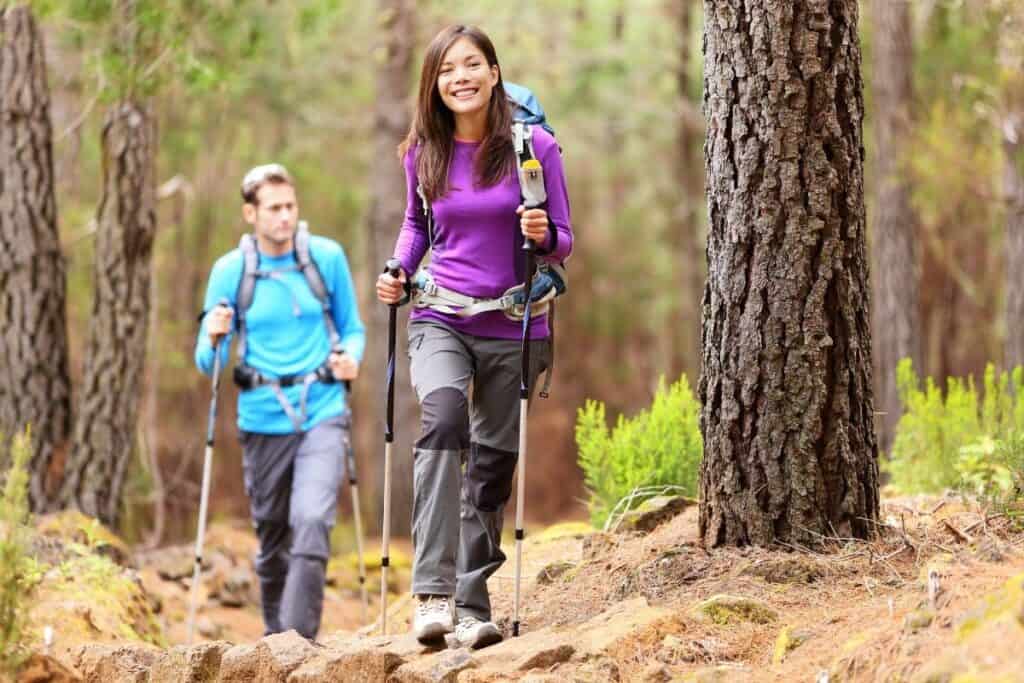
top-left (376, 24), bottom-right (573, 648)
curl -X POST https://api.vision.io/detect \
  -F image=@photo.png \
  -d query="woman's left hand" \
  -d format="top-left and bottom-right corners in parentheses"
top-left (517, 205), bottom-right (549, 244)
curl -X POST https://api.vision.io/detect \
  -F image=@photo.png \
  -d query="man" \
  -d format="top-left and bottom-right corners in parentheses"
top-left (194, 163), bottom-right (366, 640)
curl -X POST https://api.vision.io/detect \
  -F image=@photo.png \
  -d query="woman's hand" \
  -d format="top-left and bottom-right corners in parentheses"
top-left (376, 267), bottom-right (407, 305)
top-left (517, 205), bottom-right (549, 245)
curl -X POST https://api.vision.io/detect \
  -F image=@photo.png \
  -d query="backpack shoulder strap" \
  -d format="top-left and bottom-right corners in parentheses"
top-left (235, 233), bottom-right (261, 362)
top-left (294, 222), bottom-right (342, 350)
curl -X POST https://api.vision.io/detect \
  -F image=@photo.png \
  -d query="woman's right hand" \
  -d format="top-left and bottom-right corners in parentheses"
top-left (376, 267), bottom-right (407, 304)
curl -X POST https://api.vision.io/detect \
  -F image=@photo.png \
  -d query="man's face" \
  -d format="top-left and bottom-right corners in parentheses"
top-left (244, 182), bottom-right (298, 250)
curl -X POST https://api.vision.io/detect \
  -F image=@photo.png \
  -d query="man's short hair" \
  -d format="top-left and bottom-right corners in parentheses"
top-left (241, 163), bottom-right (293, 205)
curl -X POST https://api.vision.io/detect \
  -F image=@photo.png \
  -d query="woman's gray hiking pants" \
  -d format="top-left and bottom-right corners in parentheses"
top-left (240, 413), bottom-right (349, 640)
top-left (407, 321), bottom-right (550, 622)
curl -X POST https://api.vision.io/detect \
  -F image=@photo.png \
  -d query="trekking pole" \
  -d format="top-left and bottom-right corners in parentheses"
top-left (339, 376), bottom-right (370, 624)
top-left (187, 299), bottom-right (229, 644)
top-left (513, 158), bottom-right (547, 637)
top-left (380, 259), bottom-right (402, 635)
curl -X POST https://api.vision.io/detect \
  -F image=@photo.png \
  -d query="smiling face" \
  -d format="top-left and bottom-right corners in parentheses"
top-left (436, 36), bottom-right (499, 125)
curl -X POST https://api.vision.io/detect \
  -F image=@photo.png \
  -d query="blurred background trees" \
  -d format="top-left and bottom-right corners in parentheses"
top-left (2, 0), bottom-right (1023, 542)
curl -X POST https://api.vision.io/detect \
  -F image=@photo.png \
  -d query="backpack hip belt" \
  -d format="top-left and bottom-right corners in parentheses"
top-left (408, 263), bottom-right (565, 322)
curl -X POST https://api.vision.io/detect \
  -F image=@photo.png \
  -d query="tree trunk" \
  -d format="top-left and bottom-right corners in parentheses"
top-left (869, 0), bottom-right (919, 454)
top-left (1005, 111), bottom-right (1024, 370)
top-left (699, 0), bottom-right (879, 548)
top-left (56, 101), bottom-right (157, 527)
top-left (0, 5), bottom-right (72, 510)
top-left (670, 0), bottom-right (705, 382)
top-left (363, 0), bottom-right (416, 535)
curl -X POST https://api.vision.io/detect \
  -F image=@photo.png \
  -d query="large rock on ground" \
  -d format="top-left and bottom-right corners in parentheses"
top-left (615, 496), bottom-right (696, 533)
top-left (16, 653), bottom-right (83, 683)
top-left (148, 641), bottom-right (232, 682)
top-left (287, 634), bottom-right (419, 682)
top-left (69, 643), bottom-right (160, 683)
top-left (389, 648), bottom-right (478, 682)
top-left (219, 631), bottom-right (319, 682)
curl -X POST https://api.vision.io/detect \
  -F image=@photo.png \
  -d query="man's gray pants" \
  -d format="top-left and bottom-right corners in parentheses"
top-left (240, 413), bottom-right (348, 639)
top-left (408, 321), bottom-right (549, 623)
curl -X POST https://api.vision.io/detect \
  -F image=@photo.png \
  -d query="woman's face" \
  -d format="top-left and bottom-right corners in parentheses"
top-left (436, 37), bottom-right (499, 119)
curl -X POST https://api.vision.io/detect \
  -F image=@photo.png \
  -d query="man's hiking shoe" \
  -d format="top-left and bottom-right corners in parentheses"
top-left (414, 595), bottom-right (454, 643)
top-left (453, 616), bottom-right (502, 649)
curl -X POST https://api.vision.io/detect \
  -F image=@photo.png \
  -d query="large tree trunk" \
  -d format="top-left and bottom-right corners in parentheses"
top-left (699, 0), bottom-right (879, 548)
top-left (0, 5), bottom-right (72, 509)
top-left (363, 0), bottom-right (416, 535)
top-left (869, 0), bottom-right (919, 454)
top-left (56, 101), bottom-right (157, 527)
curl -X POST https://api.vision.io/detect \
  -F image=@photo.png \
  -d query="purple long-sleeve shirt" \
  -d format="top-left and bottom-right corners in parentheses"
top-left (394, 126), bottom-right (573, 339)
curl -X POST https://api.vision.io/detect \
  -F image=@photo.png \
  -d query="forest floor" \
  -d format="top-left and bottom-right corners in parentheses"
top-left (13, 493), bottom-right (1024, 682)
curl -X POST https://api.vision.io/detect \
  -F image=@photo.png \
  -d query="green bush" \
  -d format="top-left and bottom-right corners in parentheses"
top-left (576, 375), bottom-right (702, 528)
top-left (886, 360), bottom-right (1024, 495)
top-left (1, 429), bottom-right (33, 675)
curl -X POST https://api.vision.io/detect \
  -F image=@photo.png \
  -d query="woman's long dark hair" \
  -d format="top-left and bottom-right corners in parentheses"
top-left (398, 25), bottom-right (515, 202)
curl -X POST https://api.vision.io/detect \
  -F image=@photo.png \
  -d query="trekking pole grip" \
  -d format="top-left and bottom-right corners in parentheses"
top-left (383, 259), bottom-right (401, 441)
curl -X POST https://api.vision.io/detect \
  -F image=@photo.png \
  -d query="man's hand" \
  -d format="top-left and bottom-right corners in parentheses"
top-left (330, 352), bottom-right (359, 381)
top-left (207, 304), bottom-right (233, 347)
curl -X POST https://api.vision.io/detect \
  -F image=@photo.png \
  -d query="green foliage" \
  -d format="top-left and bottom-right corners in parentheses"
top-left (955, 432), bottom-right (1024, 521)
top-left (886, 360), bottom-right (1024, 498)
top-left (0, 429), bottom-right (34, 675)
top-left (576, 375), bottom-right (702, 528)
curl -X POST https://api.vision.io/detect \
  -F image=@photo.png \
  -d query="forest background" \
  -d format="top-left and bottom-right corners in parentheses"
top-left (2, 0), bottom-right (1023, 546)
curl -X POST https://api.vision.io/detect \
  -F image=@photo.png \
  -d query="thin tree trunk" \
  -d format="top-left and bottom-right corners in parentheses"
top-left (699, 0), bottom-right (879, 547)
top-left (364, 0), bottom-right (416, 535)
top-left (670, 0), bottom-right (704, 382)
top-left (869, 0), bottom-right (919, 454)
top-left (1005, 111), bottom-right (1024, 370)
top-left (57, 101), bottom-right (157, 527)
top-left (0, 5), bottom-right (72, 510)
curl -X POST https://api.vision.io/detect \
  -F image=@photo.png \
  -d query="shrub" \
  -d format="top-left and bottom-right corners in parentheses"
top-left (0, 429), bottom-right (33, 675)
top-left (576, 375), bottom-right (702, 528)
top-left (886, 360), bottom-right (1024, 496)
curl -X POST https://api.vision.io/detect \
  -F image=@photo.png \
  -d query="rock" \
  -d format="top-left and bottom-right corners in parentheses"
top-left (154, 551), bottom-right (197, 582)
top-left (536, 560), bottom-right (575, 585)
top-left (615, 496), bottom-right (696, 533)
top-left (220, 631), bottom-right (318, 682)
top-left (742, 556), bottom-right (824, 584)
top-left (903, 609), bottom-right (935, 633)
top-left (149, 642), bottom-right (231, 683)
top-left (389, 648), bottom-right (478, 682)
top-left (196, 616), bottom-right (224, 639)
top-left (287, 634), bottom-right (410, 682)
top-left (214, 567), bottom-right (256, 608)
top-left (689, 595), bottom-right (778, 625)
top-left (640, 662), bottom-right (673, 682)
top-left (682, 665), bottom-right (753, 683)
top-left (16, 653), bottom-right (83, 683)
top-left (35, 512), bottom-right (134, 569)
top-left (772, 626), bottom-right (813, 664)
top-left (70, 643), bottom-right (160, 683)
top-left (471, 628), bottom-right (574, 673)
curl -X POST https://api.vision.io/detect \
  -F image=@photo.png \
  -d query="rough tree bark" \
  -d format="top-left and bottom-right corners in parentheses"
top-left (699, 0), bottom-right (879, 547)
top-left (869, 0), bottom-right (919, 454)
top-left (56, 101), bottom-right (158, 526)
top-left (364, 0), bottom-right (416, 534)
top-left (0, 5), bottom-right (73, 510)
